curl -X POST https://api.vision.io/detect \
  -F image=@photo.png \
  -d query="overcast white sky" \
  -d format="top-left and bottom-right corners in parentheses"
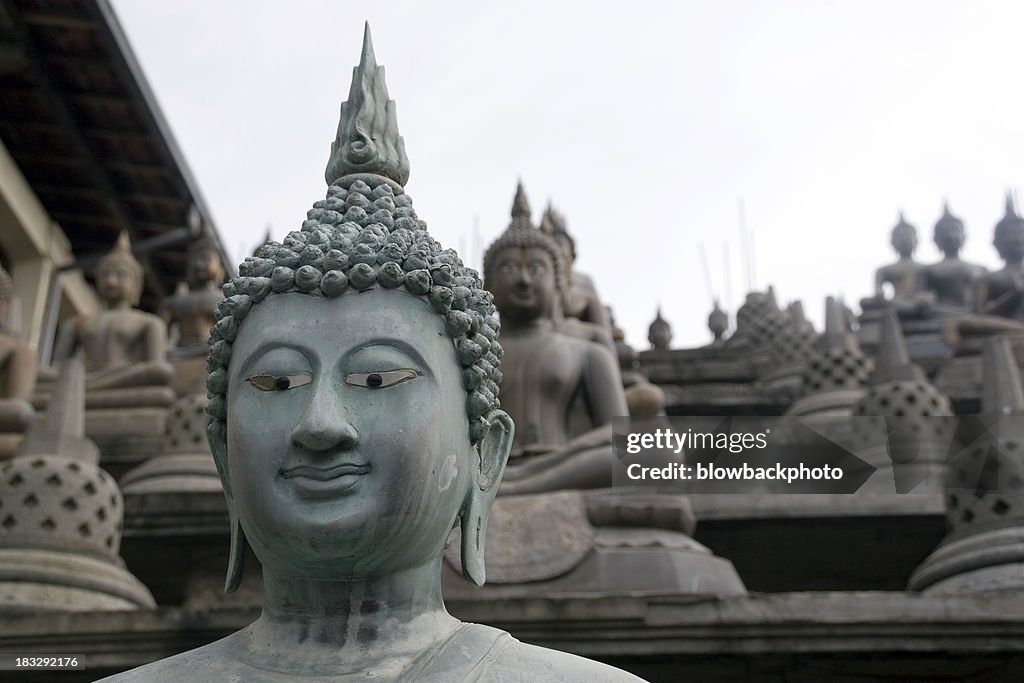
top-left (110, 0), bottom-right (1024, 349)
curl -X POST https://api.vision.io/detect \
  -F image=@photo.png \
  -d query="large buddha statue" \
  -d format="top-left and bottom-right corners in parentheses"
top-left (483, 187), bottom-right (629, 495)
top-left (975, 194), bottom-right (1024, 321)
top-left (0, 265), bottom-right (35, 450)
top-left (48, 231), bottom-right (172, 394)
top-left (100, 25), bottom-right (641, 682)
top-left (920, 202), bottom-right (986, 309)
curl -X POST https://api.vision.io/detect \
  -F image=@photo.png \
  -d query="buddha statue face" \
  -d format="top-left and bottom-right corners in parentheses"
top-left (996, 219), bottom-right (1024, 264)
top-left (552, 233), bottom-right (575, 269)
top-left (188, 245), bottom-right (226, 288)
top-left (934, 222), bottom-right (965, 257)
top-left (225, 287), bottom-right (487, 579)
top-left (95, 257), bottom-right (143, 307)
top-left (489, 246), bottom-right (559, 324)
top-left (891, 225), bottom-right (917, 259)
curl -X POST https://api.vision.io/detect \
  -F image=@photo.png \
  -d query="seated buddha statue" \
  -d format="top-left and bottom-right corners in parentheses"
top-left (875, 213), bottom-right (925, 300)
top-left (976, 194), bottom-right (1024, 321)
top-left (531, 199), bottom-right (613, 349)
top-left (43, 232), bottom-right (172, 405)
top-left (538, 203), bottom-right (614, 342)
top-left (160, 229), bottom-right (228, 396)
top-left (0, 265), bottom-right (35, 442)
top-left (860, 213), bottom-right (934, 318)
top-left (161, 228), bottom-right (226, 357)
top-left (648, 307), bottom-right (672, 350)
top-left (483, 187), bottom-right (629, 495)
top-left (920, 202), bottom-right (987, 310)
top-left (99, 25), bottom-right (642, 683)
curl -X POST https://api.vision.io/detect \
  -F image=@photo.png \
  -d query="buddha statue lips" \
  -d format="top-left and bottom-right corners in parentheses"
top-left (279, 462), bottom-right (371, 498)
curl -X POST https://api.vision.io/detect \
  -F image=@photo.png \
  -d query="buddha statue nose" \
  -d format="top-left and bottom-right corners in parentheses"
top-left (290, 382), bottom-right (360, 453)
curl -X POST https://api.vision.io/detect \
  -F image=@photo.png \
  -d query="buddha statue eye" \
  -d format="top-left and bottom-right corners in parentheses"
top-left (345, 368), bottom-right (420, 388)
top-left (248, 372), bottom-right (313, 391)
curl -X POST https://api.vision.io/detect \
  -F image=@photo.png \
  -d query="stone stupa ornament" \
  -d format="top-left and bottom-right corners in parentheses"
top-left (708, 300), bottom-right (728, 343)
top-left (910, 335), bottom-right (1024, 592)
top-left (787, 297), bottom-right (873, 417)
top-left (0, 355), bottom-right (154, 612)
top-left (851, 311), bottom-right (954, 493)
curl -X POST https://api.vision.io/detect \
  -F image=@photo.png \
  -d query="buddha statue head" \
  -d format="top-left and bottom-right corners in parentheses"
top-left (933, 202), bottom-right (966, 258)
top-left (95, 231), bottom-right (144, 308)
top-left (539, 203), bottom-right (575, 269)
top-left (483, 183), bottom-right (568, 326)
top-left (187, 229), bottom-right (226, 289)
top-left (648, 308), bottom-right (672, 350)
top-left (994, 192), bottom-right (1024, 265)
top-left (206, 26), bottom-right (512, 592)
top-left (890, 212), bottom-right (918, 259)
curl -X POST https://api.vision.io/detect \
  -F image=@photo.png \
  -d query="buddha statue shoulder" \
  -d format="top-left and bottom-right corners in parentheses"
top-left (98, 25), bottom-right (643, 683)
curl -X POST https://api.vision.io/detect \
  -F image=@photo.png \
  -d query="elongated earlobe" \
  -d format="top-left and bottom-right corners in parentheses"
top-left (460, 494), bottom-right (487, 586)
top-left (225, 510), bottom-right (248, 593)
top-left (460, 410), bottom-right (513, 586)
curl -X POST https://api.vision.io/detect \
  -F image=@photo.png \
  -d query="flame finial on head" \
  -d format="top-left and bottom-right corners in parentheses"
top-left (325, 23), bottom-right (410, 187)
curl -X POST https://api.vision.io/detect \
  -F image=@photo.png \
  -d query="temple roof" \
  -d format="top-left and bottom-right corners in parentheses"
top-left (0, 0), bottom-right (230, 311)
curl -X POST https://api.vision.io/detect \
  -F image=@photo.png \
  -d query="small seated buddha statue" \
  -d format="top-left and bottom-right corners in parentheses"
top-left (920, 202), bottom-right (987, 310)
top-left (483, 186), bottom-right (629, 495)
top-left (648, 307), bottom-right (672, 350)
top-left (41, 232), bottom-right (173, 408)
top-left (161, 228), bottom-right (227, 357)
top-left (976, 194), bottom-right (1024, 322)
top-left (874, 212), bottom-right (925, 301)
top-left (99, 24), bottom-right (642, 682)
top-left (0, 265), bottom-right (35, 451)
top-left (160, 229), bottom-right (228, 395)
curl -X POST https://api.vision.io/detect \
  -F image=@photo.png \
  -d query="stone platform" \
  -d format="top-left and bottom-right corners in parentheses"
top-left (3, 591), bottom-right (1023, 681)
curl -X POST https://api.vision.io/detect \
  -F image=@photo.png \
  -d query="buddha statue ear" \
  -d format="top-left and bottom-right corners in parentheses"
top-left (460, 409), bottom-right (514, 586)
top-left (209, 429), bottom-right (248, 593)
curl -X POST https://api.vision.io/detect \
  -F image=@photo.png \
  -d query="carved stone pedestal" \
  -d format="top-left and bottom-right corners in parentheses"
top-left (442, 489), bottom-right (746, 599)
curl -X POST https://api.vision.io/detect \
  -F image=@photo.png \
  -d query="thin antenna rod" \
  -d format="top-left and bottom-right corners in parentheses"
top-left (699, 241), bottom-right (716, 303)
top-left (472, 214), bottom-right (481, 272)
top-left (748, 204), bottom-right (756, 290)
top-left (723, 241), bottom-right (732, 331)
top-left (738, 199), bottom-right (751, 291)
